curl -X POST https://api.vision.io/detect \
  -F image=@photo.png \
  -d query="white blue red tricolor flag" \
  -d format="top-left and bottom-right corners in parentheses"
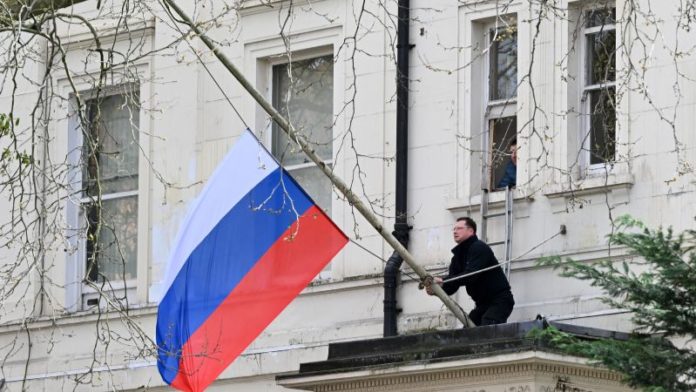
top-left (156, 129), bottom-right (348, 391)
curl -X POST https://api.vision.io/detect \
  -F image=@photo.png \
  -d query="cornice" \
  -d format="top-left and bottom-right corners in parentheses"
top-left (279, 352), bottom-right (627, 391)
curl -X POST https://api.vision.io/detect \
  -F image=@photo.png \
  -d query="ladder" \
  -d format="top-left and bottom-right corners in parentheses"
top-left (479, 136), bottom-right (514, 278)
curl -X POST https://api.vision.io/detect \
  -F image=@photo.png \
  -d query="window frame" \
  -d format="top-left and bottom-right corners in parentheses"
top-left (67, 83), bottom-right (144, 310)
top-left (579, 6), bottom-right (617, 174)
top-left (483, 18), bottom-right (518, 191)
top-left (266, 50), bottom-right (335, 212)
top-left (265, 49), bottom-right (336, 280)
top-left (53, 27), bottom-right (154, 313)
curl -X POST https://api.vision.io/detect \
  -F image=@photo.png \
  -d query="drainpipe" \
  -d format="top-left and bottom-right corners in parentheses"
top-left (384, 0), bottom-right (412, 337)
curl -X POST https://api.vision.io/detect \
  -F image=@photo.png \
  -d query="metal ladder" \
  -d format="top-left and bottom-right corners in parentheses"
top-left (479, 134), bottom-right (514, 278)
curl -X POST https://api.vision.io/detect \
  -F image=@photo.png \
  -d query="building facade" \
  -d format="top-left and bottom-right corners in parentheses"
top-left (0, 0), bottom-right (693, 390)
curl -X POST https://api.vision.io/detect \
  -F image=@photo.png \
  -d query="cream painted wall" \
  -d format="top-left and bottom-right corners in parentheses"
top-left (0, 0), bottom-right (694, 390)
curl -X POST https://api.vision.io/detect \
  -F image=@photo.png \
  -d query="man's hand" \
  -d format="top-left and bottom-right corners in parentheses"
top-left (426, 277), bottom-right (443, 295)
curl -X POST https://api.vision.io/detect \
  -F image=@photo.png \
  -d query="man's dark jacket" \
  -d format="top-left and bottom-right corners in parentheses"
top-left (441, 234), bottom-right (511, 304)
top-left (497, 161), bottom-right (516, 189)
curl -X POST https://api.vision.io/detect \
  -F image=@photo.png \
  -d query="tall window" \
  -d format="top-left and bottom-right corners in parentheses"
top-left (486, 21), bottom-right (518, 190)
top-left (582, 7), bottom-right (616, 166)
top-left (272, 55), bottom-right (334, 213)
top-left (81, 90), bottom-right (140, 285)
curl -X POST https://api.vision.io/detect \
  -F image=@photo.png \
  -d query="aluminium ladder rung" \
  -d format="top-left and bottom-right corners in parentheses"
top-left (488, 240), bottom-right (505, 246)
top-left (484, 211), bottom-right (506, 219)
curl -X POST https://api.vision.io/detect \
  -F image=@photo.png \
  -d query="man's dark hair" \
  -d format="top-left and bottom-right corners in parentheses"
top-left (456, 217), bottom-right (477, 233)
top-left (509, 137), bottom-right (517, 147)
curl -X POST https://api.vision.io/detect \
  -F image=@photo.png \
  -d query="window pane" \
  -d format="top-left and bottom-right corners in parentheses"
top-left (84, 92), bottom-right (140, 196)
top-left (589, 88), bottom-right (616, 164)
top-left (86, 196), bottom-right (138, 282)
top-left (490, 27), bottom-right (517, 100)
top-left (489, 117), bottom-right (517, 189)
top-left (586, 8), bottom-right (616, 28)
top-left (287, 165), bottom-right (332, 214)
top-left (586, 30), bottom-right (616, 85)
top-left (272, 55), bottom-right (334, 166)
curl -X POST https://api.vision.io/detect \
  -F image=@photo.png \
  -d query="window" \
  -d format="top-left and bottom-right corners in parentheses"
top-left (489, 117), bottom-right (516, 189)
top-left (485, 20), bottom-right (518, 190)
top-left (271, 55), bottom-right (334, 213)
top-left (80, 89), bottom-right (140, 291)
top-left (581, 7), bottom-right (616, 166)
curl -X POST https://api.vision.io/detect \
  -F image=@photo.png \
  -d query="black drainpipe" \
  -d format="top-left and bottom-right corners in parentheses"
top-left (384, 0), bottom-right (412, 338)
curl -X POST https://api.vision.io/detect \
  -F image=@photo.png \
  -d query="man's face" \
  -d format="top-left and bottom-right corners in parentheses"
top-left (510, 143), bottom-right (518, 165)
top-left (453, 221), bottom-right (474, 244)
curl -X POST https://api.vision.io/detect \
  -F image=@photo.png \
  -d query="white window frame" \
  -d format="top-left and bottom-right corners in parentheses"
top-left (70, 85), bottom-right (141, 310)
top-left (53, 25), bottom-right (154, 312)
top-left (266, 49), bottom-right (335, 280)
top-left (483, 18), bottom-right (518, 191)
top-left (244, 25), bottom-right (343, 280)
top-left (266, 49), bottom-right (335, 210)
top-left (63, 79), bottom-right (151, 312)
top-left (579, 6), bottom-right (617, 175)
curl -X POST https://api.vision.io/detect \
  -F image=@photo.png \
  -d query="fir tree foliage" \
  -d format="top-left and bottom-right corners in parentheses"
top-left (534, 215), bottom-right (696, 392)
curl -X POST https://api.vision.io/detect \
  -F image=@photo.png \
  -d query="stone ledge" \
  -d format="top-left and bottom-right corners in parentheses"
top-left (544, 173), bottom-right (634, 199)
top-left (277, 321), bottom-right (635, 391)
top-left (543, 173), bottom-right (634, 213)
top-left (446, 190), bottom-right (535, 221)
top-left (278, 355), bottom-right (627, 392)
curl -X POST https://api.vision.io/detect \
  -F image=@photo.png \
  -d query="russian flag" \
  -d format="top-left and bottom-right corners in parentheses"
top-left (156, 129), bottom-right (347, 391)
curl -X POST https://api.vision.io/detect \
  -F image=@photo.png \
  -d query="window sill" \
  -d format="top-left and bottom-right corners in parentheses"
top-left (446, 188), bottom-right (534, 215)
top-left (0, 303), bottom-right (159, 333)
top-left (544, 172), bottom-right (633, 198)
top-left (544, 173), bottom-right (634, 212)
top-left (81, 284), bottom-right (137, 311)
top-left (82, 279), bottom-right (136, 293)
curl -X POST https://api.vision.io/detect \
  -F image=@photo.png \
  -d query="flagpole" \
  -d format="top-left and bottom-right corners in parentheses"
top-left (161, 0), bottom-right (475, 329)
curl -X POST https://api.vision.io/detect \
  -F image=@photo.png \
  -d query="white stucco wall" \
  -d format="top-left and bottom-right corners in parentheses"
top-left (0, 0), bottom-right (693, 390)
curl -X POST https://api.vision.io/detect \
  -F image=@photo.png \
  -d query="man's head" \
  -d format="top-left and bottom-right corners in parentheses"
top-left (453, 217), bottom-right (477, 244)
top-left (509, 138), bottom-right (518, 165)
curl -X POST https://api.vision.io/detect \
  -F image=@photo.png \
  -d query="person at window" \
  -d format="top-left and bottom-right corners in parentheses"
top-left (496, 138), bottom-right (517, 189)
top-left (426, 217), bottom-right (514, 326)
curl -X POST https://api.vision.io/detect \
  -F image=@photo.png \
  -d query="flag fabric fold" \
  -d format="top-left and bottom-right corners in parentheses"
top-left (156, 129), bottom-right (347, 392)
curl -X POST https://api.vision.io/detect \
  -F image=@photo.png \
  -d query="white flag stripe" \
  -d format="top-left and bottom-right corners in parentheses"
top-left (160, 130), bottom-right (279, 298)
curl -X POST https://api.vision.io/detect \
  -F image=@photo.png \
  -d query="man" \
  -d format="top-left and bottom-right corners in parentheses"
top-left (496, 138), bottom-right (517, 189)
top-left (427, 217), bottom-right (514, 326)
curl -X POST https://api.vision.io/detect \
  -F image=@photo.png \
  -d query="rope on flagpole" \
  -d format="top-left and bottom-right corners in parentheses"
top-left (350, 227), bottom-right (564, 289)
top-left (160, 0), bottom-right (475, 328)
top-left (442, 229), bottom-right (564, 285)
